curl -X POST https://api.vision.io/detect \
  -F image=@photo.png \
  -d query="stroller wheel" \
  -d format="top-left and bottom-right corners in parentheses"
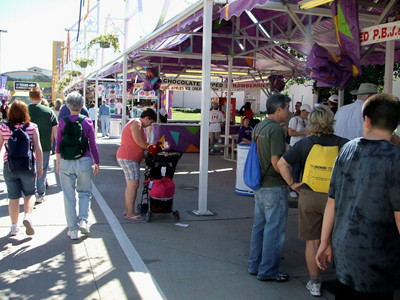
top-left (145, 211), bottom-right (151, 222)
top-left (141, 203), bottom-right (149, 214)
top-left (174, 210), bottom-right (180, 221)
top-left (137, 204), bottom-right (142, 214)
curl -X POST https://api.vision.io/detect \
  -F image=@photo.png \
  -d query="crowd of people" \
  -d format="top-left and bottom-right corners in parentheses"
top-left (248, 84), bottom-right (400, 299)
top-left (1, 83), bottom-right (400, 298)
top-left (0, 88), bottom-right (163, 240)
top-left (0, 89), bottom-right (99, 240)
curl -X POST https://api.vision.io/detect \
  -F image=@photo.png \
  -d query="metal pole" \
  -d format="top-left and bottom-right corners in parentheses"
top-left (193, 0), bottom-right (213, 216)
top-left (83, 79), bottom-right (87, 102)
top-left (94, 0), bottom-right (100, 138)
top-left (338, 89), bottom-right (344, 108)
top-left (121, 0), bottom-right (129, 129)
top-left (384, 40), bottom-right (394, 94)
top-left (0, 30), bottom-right (8, 74)
top-left (122, 53), bottom-right (127, 128)
top-left (224, 57), bottom-right (233, 159)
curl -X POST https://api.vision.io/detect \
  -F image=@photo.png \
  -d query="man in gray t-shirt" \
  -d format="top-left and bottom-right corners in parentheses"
top-left (316, 93), bottom-right (400, 298)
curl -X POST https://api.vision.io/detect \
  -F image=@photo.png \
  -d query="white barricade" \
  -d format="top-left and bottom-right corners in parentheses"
top-left (235, 143), bottom-right (254, 196)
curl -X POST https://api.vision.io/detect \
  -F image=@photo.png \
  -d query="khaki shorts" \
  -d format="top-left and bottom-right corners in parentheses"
top-left (298, 189), bottom-right (328, 240)
top-left (209, 131), bottom-right (221, 140)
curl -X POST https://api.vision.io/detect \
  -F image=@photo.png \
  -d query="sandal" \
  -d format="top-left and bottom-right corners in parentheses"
top-left (124, 215), bottom-right (144, 221)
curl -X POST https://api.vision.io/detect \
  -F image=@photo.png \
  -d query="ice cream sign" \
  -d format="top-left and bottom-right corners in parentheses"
top-left (139, 90), bottom-right (157, 99)
top-left (103, 83), bottom-right (122, 97)
top-left (360, 21), bottom-right (400, 45)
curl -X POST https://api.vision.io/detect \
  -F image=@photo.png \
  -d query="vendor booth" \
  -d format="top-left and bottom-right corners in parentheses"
top-left (147, 123), bottom-right (240, 153)
top-left (58, 0), bottom-right (400, 216)
top-left (132, 79), bottom-right (269, 153)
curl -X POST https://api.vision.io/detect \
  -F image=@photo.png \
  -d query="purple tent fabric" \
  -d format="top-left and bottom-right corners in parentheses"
top-left (101, 0), bottom-right (400, 81)
top-left (306, 43), bottom-right (354, 89)
top-left (306, 1), bottom-right (361, 89)
top-left (220, 0), bottom-right (269, 21)
top-left (331, 0), bottom-right (361, 77)
top-left (143, 68), bottom-right (162, 91)
top-left (268, 75), bottom-right (285, 93)
top-left (130, 6), bottom-right (220, 56)
top-left (97, 62), bottom-right (123, 78)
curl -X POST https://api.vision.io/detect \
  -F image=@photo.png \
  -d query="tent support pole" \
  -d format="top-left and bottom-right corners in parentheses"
top-left (338, 89), bottom-right (344, 109)
top-left (384, 40), bottom-right (394, 94)
top-left (121, 0), bottom-right (130, 129)
top-left (122, 53), bottom-right (128, 129)
top-left (193, 0), bottom-right (214, 216)
top-left (95, 70), bottom-right (99, 139)
top-left (224, 57), bottom-right (233, 157)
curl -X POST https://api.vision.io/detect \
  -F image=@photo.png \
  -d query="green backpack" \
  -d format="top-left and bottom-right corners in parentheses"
top-left (60, 115), bottom-right (88, 160)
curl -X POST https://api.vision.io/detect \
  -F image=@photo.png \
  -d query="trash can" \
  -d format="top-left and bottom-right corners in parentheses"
top-left (235, 143), bottom-right (254, 196)
top-left (109, 119), bottom-right (121, 139)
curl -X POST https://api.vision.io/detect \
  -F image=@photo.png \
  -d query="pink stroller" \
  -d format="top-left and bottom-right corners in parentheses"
top-left (138, 149), bottom-right (183, 222)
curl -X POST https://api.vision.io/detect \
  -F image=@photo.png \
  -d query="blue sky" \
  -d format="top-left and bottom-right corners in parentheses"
top-left (0, 0), bottom-right (190, 74)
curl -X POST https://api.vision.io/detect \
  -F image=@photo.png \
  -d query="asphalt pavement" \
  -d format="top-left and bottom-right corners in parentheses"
top-left (0, 133), bottom-right (398, 300)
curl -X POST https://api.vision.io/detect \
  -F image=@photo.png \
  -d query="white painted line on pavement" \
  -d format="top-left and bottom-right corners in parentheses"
top-left (91, 182), bottom-right (167, 300)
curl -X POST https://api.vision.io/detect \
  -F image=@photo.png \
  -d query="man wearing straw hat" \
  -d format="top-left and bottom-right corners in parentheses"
top-left (333, 83), bottom-right (378, 140)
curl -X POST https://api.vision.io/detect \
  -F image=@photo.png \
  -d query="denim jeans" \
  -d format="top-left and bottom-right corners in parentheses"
top-left (248, 185), bottom-right (288, 279)
top-left (52, 137), bottom-right (56, 153)
top-left (3, 162), bottom-right (36, 198)
top-left (100, 115), bottom-right (110, 136)
top-left (36, 151), bottom-right (50, 197)
top-left (59, 157), bottom-right (93, 231)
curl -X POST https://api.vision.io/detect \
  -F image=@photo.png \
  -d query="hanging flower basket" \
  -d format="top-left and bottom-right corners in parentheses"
top-left (99, 42), bottom-right (110, 49)
top-left (87, 32), bottom-right (120, 52)
top-left (73, 57), bottom-right (95, 68)
top-left (54, 70), bottom-right (84, 93)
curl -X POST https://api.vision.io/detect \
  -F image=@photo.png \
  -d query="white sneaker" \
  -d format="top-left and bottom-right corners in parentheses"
top-left (23, 219), bottom-right (35, 236)
top-left (67, 230), bottom-right (79, 240)
top-left (9, 226), bottom-right (19, 236)
top-left (35, 196), bottom-right (45, 204)
top-left (289, 191), bottom-right (298, 198)
top-left (78, 220), bottom-right (90, 235)
top-left (306, 280), bottom-right (321, 297)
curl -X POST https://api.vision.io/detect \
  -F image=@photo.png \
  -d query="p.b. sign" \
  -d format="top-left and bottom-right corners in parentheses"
top-left (360, 21), bottom-right (400, 45)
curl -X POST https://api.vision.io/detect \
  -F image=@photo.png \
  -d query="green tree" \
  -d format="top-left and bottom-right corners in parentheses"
top-left (285, 63), bottom-right (400, 105)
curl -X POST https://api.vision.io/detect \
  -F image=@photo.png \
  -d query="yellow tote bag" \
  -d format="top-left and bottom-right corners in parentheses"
top-left (302, 144), bottom-right (338, 193)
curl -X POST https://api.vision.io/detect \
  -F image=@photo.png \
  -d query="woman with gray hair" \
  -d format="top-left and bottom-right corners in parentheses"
top-left (277, 105), bottom-right (349, 297)
top-left (55, 92), bottom-right (100, 240)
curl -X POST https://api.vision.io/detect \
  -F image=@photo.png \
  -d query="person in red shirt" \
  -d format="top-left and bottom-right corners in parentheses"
top-left (0, 100), bottom-right (43, 236)
top-left (240, 102), bottom-right (254, 120)
top-left (116, 108), bottom-right (157, 221)
top-left (1, 99), bottom-right (9, 121)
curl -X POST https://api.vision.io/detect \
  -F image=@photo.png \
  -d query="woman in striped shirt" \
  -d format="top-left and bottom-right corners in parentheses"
top-left (0, 100), bottom-right (43, 236)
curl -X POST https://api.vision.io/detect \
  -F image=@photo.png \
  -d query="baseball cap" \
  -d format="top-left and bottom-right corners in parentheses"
top-left (300, 104), bottom-right (312, 112)
top-left (328, 95), bottom-right (339, 103)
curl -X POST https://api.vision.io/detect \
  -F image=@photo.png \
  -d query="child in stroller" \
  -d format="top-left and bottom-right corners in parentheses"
top-left (137, 146), bottom-right (183, 222)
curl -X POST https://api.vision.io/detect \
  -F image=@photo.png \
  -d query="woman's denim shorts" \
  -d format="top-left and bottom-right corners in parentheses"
top-left (3, 162), bottom-right (36, 199)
